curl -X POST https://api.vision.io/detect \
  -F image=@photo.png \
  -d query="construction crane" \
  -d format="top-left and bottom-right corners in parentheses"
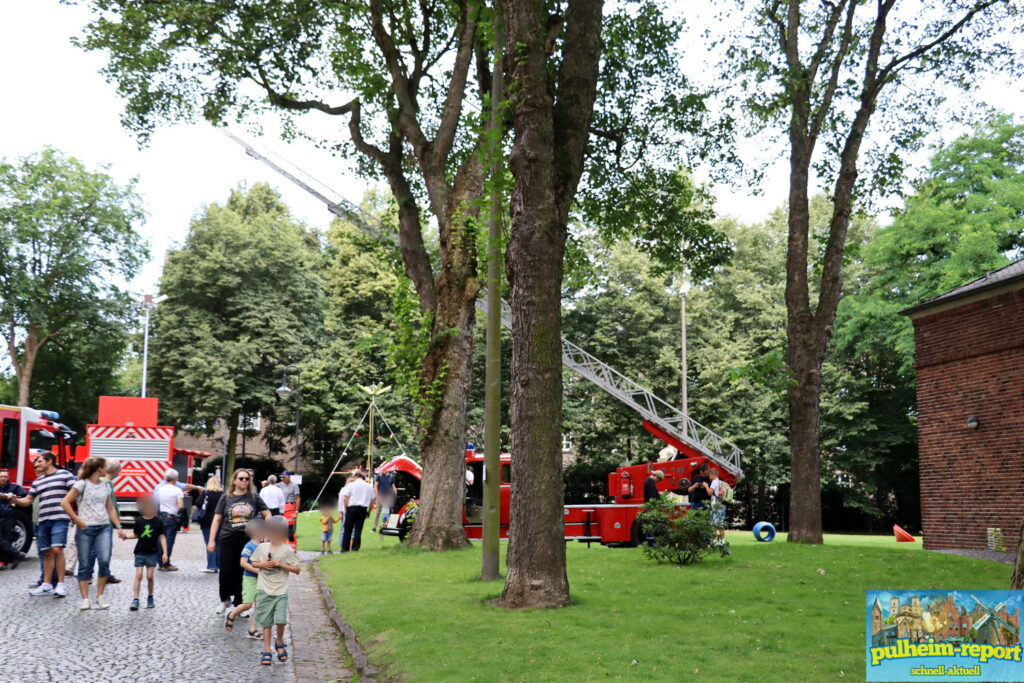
top-left (223, 131), bottom-right (744, 478)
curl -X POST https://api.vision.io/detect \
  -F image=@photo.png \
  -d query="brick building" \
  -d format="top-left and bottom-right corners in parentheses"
top-left (901, 260), bottom-right (1024, 551)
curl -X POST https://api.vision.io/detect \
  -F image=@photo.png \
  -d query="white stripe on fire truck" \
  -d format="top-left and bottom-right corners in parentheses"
top-left (115, 459), bottom-right (167, 495)
top-left (89, 426), bottom-right (174, 440)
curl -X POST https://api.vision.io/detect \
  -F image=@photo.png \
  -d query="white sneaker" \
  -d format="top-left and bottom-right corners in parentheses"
top-left (200, 568), bottom-right (217, 573)
top-left (79, 598), bottom-right (91, 611)
top-left (215, 600), bottom-right (231, 615)
top-left (96, 596), bottom-right (110, 610)
top-left (239, 609), bottom-right (251, 618)
top-left (29, 584), bottom-right (54, 596)
top-left (53, 583), bottom-right (69, 598)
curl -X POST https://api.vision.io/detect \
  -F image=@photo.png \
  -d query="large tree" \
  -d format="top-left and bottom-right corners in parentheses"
top-left (0, 147), bottom-right (147, 407)
top-left (837, 114), bottom-right (1024, 536)
top-left (499, 0), bottom-right (606, 608)
top-left (75, 0), bottom-right (496, 549)
top-left (497, 0), bottom-right (732, 606)
top-left (150, 184), bottom-right (323, 478)
top-left (727, 0), bottom-right (1019, 543)
top-left (75, 0), bottom-right (722, 549)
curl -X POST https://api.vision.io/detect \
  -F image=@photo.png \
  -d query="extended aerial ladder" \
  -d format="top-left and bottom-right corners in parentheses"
top-left (224, 132), bottom-right (743, 479)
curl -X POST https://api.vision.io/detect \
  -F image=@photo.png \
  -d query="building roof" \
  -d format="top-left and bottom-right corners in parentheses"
top-left (900, 258), bottom-right (1024, 317)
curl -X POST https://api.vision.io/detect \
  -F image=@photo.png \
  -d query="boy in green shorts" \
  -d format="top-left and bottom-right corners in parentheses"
top-left (225, 519), bottom-right (265, 638)
top-left (249, 515), bottom-right (301, 666)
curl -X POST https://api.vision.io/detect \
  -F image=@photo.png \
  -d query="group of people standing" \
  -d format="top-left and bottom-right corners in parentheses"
top-left (198, 467), bottom-right (301, 667)
top-left (203, 468), bottom-right (300, 610)
top-left (1, 452), bottom-right (126, 607)
top-left (644, 461), bottom-right (731, 546)
top-left (319, 468), bottom-right (392, 554)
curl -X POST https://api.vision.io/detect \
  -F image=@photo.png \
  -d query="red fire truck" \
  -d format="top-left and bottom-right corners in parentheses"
top-left (380, 440), bottom-right (740, 546)
top-left (0, 404), bottom-right (79, 553)
top-left (81, 396), bottom-right (210, 513)
top-left (0, 396), bottom-right (210, 553)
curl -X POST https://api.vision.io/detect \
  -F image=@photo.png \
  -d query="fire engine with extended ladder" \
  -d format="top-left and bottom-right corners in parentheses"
top-left (227, 133), bottom-right (744, 547)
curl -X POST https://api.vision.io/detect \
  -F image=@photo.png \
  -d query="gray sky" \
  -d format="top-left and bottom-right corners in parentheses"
top-left (1, 0), bottom-right (365, 294)
top-left (2, 0), bottom-right (1022, 297)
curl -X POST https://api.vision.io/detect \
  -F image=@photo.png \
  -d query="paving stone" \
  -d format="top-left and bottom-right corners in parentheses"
top-left (0, 527), bottom-right (350, 683)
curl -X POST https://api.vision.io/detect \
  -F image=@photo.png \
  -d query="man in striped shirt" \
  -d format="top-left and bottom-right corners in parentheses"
top-left (10, 451), bottom-right (75, 597)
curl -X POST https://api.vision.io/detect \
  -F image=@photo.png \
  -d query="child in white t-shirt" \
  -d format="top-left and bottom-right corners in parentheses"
top-left (248, 516), bottom-right (301, 666)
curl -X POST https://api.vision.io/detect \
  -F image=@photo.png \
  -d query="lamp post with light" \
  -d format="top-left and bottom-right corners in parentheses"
top-left (131, 293), bottom-right (167, 398)
top-left (276, 365), bottom-right (302, 474)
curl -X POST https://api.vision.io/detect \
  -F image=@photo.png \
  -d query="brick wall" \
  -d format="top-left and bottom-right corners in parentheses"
top-left (913, 288), bottom-right (1024, 551)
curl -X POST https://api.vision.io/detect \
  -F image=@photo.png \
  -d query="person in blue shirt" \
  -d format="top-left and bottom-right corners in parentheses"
top-left (224, 519), bottom-right (266, 640)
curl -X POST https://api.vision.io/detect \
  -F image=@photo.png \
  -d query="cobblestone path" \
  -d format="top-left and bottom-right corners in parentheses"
top-left (0, 527), bottom-right (350, 683)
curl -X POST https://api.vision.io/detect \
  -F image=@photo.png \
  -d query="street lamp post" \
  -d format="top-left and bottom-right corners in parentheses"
top-left (131, 293), bottom-right (167, 398)
top-left (276, 365), bottom-right (302, 474)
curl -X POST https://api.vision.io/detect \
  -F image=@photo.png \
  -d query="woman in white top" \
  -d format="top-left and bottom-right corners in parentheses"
top-left (61, 457), bottom-right (123, 610)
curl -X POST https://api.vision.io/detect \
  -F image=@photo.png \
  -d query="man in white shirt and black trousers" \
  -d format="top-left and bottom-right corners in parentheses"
top-left (339, 471), bottom-right (375, 552)
top-left (154, 469), bottom-right (185, 571)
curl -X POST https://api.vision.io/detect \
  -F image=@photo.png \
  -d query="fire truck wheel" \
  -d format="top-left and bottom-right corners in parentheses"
top-left (12, 511), bottom-right (33, 555)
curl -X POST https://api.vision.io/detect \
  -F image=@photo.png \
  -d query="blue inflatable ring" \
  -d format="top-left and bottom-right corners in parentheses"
top-left (753, 521), bottom-right (776, 542)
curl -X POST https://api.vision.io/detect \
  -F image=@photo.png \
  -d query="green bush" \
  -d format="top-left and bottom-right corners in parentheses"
top-left (636, 497), bottom-right (730, 565)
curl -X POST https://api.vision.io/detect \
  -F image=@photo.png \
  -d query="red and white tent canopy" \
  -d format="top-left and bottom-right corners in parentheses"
top-left (375, 454), bottom-right (423, 479)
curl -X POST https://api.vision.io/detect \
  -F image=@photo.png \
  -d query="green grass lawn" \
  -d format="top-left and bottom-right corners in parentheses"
top-left (296, 513), bottom-right (1011, 682)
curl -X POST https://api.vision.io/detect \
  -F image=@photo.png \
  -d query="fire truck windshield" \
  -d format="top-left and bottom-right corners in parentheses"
top-left (29, 429), bottom-right (55, 451)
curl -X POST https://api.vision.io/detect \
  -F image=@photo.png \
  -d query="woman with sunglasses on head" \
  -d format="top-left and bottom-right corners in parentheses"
top-left (207, 469), bottom-right (270, 615)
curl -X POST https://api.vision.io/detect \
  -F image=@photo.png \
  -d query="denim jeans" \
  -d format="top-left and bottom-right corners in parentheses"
top-left (33, 525), bottom-right (54, 584)
top-left (201, 526), bottom-right (219, 570)
top-left (75, 524), bottom-right (112, 582)
top-left (160, 513), bottom-right (179, 567)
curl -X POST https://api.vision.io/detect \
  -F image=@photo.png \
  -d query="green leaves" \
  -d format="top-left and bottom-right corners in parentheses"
top-left (637, 498), bottom-right (729, 565)
top-left (0, 146), bottom-right (147, 404)
top-left (576, 167), bottom-right (730, 278)
top-left (836, 115), bottom-right (1024, 378)
top-left (150, 183), bottom-right (323, 435)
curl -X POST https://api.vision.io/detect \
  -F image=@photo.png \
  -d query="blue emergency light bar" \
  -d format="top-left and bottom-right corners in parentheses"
top-left (39, 410), bottom-right (60, 421)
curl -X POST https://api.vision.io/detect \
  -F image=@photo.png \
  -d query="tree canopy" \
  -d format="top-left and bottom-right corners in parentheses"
top-left (0, 147), bottom-right (147, 407)
top-left (838, 115), bottom-right (1024, 377)
top-left (149, 183), bottom-right (323, 477)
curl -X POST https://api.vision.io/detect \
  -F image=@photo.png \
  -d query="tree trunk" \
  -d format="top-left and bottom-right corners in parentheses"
top-left (17, 365), bottom-right (32, 407)
top-left (784, 121), bottom-right (826, 545)
top-left (1012, 514), bottom-right (1024, 589)
top-left (787, 343), bottom-right (824, 544)
top-left (406, 249), bottom-right (479, 551)
top-left (14, 334), bottom-right (41, 407)
top-left (498, 0), bottom-right (570, 610)
top-left (499, 151), bottom-right (570, 608)
top-left (224, 408), bottom-right (241, 483)
top-left (500, 217), bottom-right (570, 607)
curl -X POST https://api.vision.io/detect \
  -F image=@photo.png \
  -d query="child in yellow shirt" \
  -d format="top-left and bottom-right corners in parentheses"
top-left (319, 503), bottom-right (341, 554)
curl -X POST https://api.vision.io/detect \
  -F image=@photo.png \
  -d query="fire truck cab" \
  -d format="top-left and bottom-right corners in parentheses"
top-left (0, 404), bottom-right (79, 553)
